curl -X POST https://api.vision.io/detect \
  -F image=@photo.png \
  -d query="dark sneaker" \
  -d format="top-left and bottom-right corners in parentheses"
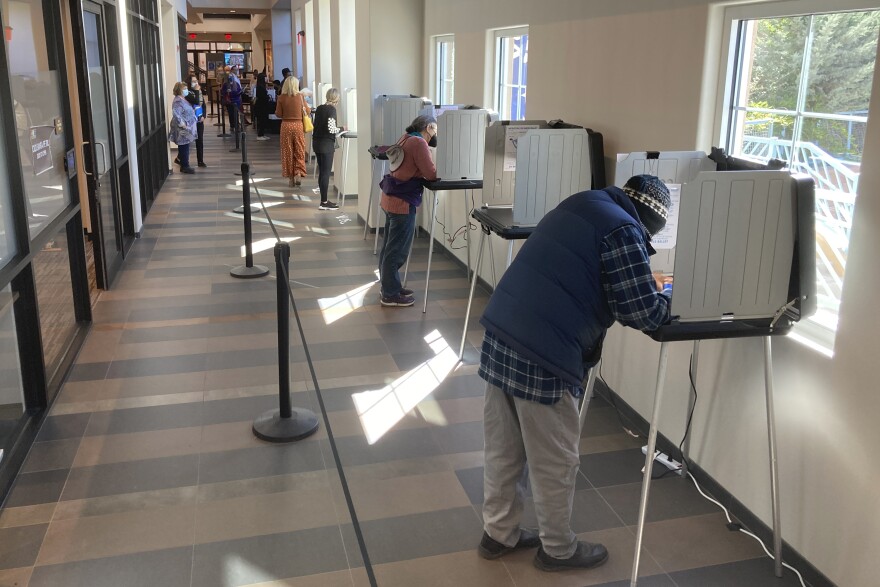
top-left (400, 288), bottom-right (413, 296)
top-left (318, 201), bottom-right (339, 210)
top-left (197, 162), bottom-right (208, 168)
top-left (380, 293), bottom-right (415, 307)
top-left (180, 167), bottom-right (196, 174)
top-left (478, 529), bottom-right (541, 560)
top-left (534, 541), bottom-right (608, 572)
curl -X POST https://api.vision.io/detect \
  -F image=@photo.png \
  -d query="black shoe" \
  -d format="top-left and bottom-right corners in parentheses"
top-left (173, 157), bottom-right (180, 165)
top-left (318, 201), bottom-right (339, 210)
top-left (400, 288), bottom-right (413, 296)
top-left (197, 162), bottom-right (208, 168)
top-left (379, 293), bottom-right (415, 307)
top-left (478, 529), bottom-right (541, 560)
top-left (533, 541), bottom-right (608, 572)
top-left (180, 166), bottom-right (196, 174)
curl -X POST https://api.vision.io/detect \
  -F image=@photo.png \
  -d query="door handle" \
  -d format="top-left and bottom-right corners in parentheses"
top-left (81, 141), bottom-right (92, 176)
top-left (95, 141), bottom-right (108, 176)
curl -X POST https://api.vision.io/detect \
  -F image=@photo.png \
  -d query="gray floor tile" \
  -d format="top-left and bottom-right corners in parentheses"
top-left (29, 546), bottom-right (192, 587)
top-left (352, 506), bottom-right (483, 565)
top-left (335, 426), bottom-right (445, 467)
top-left (431, 421), bottom-right (484, 454)
top-left (197, 442), bottom-right (327, 485)
top-left (670, 557), bottom-right (806, 586)
top-left (21, 439), bottom-right (81, 473)
top-left (581, 448), bottom-right (647, 488)
top-left (5, 469), bottom-right (69, 507)
top-left (0, 523), bottom-right (49, 569)
top-left (191, 525), bottom-right (350, 587)
top-left (35, 413), bottom-right (91, 442)
top-left (455, 465), bottom-right (591, 505)
top-left (60, 454), bottom-right (199, 501)
top-left (85, 403), bottom-right (203, 437)
top-left (593, 574), bottom-right (676, 586)
top-left (106, 353), bottom-right (208, 379)
top-left (598, 476), bottom-right (720, 525)
top-left (66, 362), bottom-right (111, 382)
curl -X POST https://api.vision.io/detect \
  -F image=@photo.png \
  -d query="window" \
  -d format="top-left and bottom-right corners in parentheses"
top-left (494, 27), bottom-right (528, 120)
top-left (719, 7), bottom-right (879, 345)
top-left (434, 34), bottom-right (454, 105)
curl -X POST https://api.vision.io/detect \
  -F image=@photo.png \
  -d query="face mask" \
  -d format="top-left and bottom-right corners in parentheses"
top-left (182, 89), bottom-right (189, 97)
top-left (428, 134), bottom-right (437, 148)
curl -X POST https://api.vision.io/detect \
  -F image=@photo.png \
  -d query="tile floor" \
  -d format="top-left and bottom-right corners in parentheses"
top-left (0, 123), bottom-right (808, 586)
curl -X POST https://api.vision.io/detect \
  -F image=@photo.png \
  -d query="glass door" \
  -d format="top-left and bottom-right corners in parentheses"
top-left (82, 2), bottom-right (123, 287)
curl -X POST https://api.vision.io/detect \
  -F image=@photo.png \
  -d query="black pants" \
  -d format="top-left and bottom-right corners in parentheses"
top-left (315, 150), bottom-right (334, 202)
top-left (195, 120), bottom-right (205, 164)
top-left (256, 105), bottom-right (269, 136)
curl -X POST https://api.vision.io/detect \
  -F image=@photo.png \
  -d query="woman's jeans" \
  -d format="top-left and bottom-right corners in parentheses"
top-left (316, 151), bottom-right (334, 202)
top-left (177, 142), bottom-right (191, 169)
top-left (379, 206), bottom-right (416, 298)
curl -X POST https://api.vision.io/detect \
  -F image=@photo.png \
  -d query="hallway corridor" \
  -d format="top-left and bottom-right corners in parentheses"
top-left (0, 127), bottom-right (801, 587)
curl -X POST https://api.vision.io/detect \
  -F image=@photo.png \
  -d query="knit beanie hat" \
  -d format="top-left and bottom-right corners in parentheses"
top-left (623, 175), bottom-right (670, 236)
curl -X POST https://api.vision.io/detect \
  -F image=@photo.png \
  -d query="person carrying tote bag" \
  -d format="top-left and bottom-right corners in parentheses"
top-left (275, 77), bottom-right (310, 187)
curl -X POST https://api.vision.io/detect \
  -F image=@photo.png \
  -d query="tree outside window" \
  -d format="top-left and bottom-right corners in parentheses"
top-left (726, 10), bottom-right (879, 340)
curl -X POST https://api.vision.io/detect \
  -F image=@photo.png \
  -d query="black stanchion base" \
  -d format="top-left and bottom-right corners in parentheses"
top-left (253, 408), bottom-right (320, 443)
top-left (233, 205), bottom-right (262, 214)
top-left (233, 171), bottom-right (256, 176)
top-left (217, 133), bottom-right (231, 137)
top-left (230, 264), bottom-right (269, 279)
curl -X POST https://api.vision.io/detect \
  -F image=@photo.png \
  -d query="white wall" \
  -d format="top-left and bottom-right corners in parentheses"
top-left (422, 1), bottom-right (880, 585)
top-left (271, 9), bottom-right (294, 76)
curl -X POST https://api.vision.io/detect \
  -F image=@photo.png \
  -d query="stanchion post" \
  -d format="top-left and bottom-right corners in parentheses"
top-left (252, 242), bottom-right (319, 442)
top-left (230, 157), bottom-right (269, 279)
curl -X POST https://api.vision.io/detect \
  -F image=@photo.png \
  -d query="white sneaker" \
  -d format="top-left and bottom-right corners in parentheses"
top-left (256, 136), bottom-right (270, 141)
top-left (318, 201), bottom-right (339, 210)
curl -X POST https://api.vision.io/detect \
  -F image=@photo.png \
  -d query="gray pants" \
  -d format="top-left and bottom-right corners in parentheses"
top-left (482, 381), bottom-right (581, 558)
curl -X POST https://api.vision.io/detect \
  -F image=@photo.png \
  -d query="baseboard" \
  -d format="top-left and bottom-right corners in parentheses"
top-left (593, 379), bottom-right (836, 587)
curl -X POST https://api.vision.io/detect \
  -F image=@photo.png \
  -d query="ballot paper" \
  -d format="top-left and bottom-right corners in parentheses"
top-left (503, 125), bottom-right (539, 171)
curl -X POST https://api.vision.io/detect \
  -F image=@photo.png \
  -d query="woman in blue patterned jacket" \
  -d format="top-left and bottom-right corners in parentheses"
top-left (168, 81), bottom-right (198, 174)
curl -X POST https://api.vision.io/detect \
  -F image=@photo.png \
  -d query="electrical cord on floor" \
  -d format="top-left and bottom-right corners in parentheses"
top-left (596, 360), bottom-right (641, 439)
top-left (676, 354), bottom-right (807, 587)
top-left (249, 175), bottom-right (379, 587)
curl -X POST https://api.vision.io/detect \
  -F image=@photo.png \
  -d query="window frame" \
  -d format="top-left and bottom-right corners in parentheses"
top-left (713, 0), bottom-right (880, 353)
top-left (493, 26), bottom-right (529, 120)
top-left (433, 34), bottom-right (454, 105)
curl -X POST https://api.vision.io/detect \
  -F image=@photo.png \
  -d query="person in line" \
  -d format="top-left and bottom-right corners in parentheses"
top-left (253, 73), bottom-right (271, 141)
top-left (275, 76), bottom-right (310, 187)
top-left (377, 115), bottom-right (438, 307)
top-left (217, 65), bottom-right (231, 131)
top-left (281, 67), bottom-right (291, 82)
top-left (185, 76), bottom-right (207, 167)
top-left (311, 88), bottom-right (344, 211)
top-left (476, 175), bottom-right (673, 572)
top-left (225, 67), bottom-right (243, 138)
top-left (168, 81), bottom-right (198, 174)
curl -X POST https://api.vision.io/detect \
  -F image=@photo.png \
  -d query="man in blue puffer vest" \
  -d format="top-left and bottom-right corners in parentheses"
top-left (475, 175), bottom-right (673, 572)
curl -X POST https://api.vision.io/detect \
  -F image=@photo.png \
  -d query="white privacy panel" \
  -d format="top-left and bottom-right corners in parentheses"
top-left (435, 109), bottom-right (491, 180)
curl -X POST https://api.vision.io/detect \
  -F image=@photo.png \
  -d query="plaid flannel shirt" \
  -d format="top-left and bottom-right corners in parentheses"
top-left (479, 224), bottom-right (671, 404)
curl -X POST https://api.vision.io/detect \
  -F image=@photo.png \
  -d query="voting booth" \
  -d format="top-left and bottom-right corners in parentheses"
top-left (363, 95), bottom-right (435, 249)
top-left (343, 88), bottom-right (357, 132)
top-left (457, 120), bottom-right (606, 355)
top-left (615, 151), bottom-right (717, 273)
top-left (418, 107), bottom-right (497, 311)
top-left (619, 166), bottom-right (816, 586)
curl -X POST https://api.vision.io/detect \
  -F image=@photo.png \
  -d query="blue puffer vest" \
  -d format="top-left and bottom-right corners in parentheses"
top-left (479, 186), bottom-right (651, 386)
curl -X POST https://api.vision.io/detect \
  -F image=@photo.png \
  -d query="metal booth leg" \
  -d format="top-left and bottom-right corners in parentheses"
top-left (464, 190), bottom-right (472, 280)
top-left (578, 360), bottom-right (601, 432)
top-left (423, 189), bottom-right (439, 313)
top-left (459, 229), bottom-right (487, 359)
top-left (763, 336), bottom-right (783, 577)
top-left (506, 240), bottom-right (514, 268)
top-left (630, 341), bottom-right (671, 587)
top-left (681, 340), bottom-right (700, 476)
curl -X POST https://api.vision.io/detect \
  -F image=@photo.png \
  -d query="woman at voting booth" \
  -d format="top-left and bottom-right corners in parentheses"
top-left (312, 87), bottom-right (344, 211)
top-left (377, 115), bottom-right (438, 307)
top-left (477, 175), bottom-right (672, 571)
top-left (275, 76), bottom-right (310, 187)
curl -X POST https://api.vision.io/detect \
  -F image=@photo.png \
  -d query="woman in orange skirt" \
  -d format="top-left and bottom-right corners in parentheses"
top-left (275, 76), bottom-right (310, 186)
